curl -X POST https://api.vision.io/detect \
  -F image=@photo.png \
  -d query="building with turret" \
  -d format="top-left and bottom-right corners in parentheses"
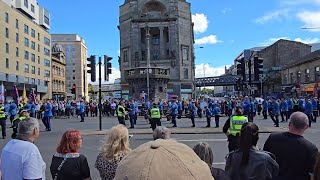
top-left (51, 44), bottom-right (66, 100)
top-left (119, 0), bottom-right (195, 100)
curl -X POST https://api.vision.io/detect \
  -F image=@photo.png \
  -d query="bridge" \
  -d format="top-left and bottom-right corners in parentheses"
top-left (195, 75), bottom-right (240, 87)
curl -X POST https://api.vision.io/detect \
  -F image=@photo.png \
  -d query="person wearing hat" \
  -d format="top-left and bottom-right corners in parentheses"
top-left (223, 106), bottom-right (248, 152)
top-left (150, 103), bottom-right (161, 131)
top-left (79, 99), bottom-right (85, 122)
top-left (9, 101), bottom-right (17, 127)
top-left (11, 109), bottom-right (30, 139)
top-left (190, 101), bottom-right (197, 127)
top-left (117, 101), bottom-right (126, 126)
top-left (42, 99), bottom-right (53, 131)
top-left (170, 100), bottom-right (178, 127)
top-left (114, 139), bottom-right (214, 180)
top-left (0, 100), bottom-right (7, 139)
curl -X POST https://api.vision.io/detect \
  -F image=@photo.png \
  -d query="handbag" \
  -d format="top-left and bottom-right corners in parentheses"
top-left (53, 157), bottom-right (67, 180)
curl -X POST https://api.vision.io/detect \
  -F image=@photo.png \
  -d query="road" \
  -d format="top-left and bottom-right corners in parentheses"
top-left (0, 114), bottom-right (319, 180)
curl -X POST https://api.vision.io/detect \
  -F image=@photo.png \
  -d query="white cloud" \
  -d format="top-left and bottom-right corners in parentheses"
top-left (255, 9), bottom-right (290, 24)
top-left (260, 37), bottom-right (290, 46)
top-left (89, 66), bottom-right (121, 85)
top-left (195, 63), bottom-right (230, 78)
top-left (297, 11), bottom-right (320, 32)
top-left (281, 0), bottom-right (320, 5)
top-left (294, 38), bottom-right (320, 44)
top-left (192, 13), bottom-right (209, 34)
top-left (221, 8), bottom-right (231, 14)
top-left (195, 35), bottom-right (222, 45)
top-left (260, 37), bottom-right (320, 46)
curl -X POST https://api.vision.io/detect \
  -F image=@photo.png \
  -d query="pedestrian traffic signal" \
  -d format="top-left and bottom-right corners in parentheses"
top-left (254, 56), bottom-right (263, 81)
top-left (236, 58), bottom-right (246, 79)
top-left (71, 84), bottom-right (76, 94)
top-left (104, 55), bottom-right (113, 81)
top-left (87, 55), bottom-right (96, 82)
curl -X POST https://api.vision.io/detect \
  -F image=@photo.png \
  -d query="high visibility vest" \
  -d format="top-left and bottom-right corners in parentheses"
top-left (151, 108), bottom-right (160, 119)
top-left (0, 107), bottom-right (5, 118)
top-left (294, 100), bottom-right (298, 105)
top-left (117, 105), bottom-right (125, 118)
top-left (229, 115), bottom-right (248, 136)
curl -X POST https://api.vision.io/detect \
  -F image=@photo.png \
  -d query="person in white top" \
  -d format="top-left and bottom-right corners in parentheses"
top-left (0, 117), bottom-right (46, 180)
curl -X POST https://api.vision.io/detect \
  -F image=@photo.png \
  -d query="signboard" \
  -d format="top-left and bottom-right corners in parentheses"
top-left (271, 67), bottom-right (281, 71)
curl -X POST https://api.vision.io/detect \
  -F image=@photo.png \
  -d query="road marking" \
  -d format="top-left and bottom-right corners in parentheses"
top-left (179, 139), bottom-right (227, 142)
top-left (213, 162), bottom-right (226, 165)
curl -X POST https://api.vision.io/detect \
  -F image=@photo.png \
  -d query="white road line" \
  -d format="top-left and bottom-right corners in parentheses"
top-left (213, 162), bottom-right (226, 165)
top-left (179, 139), bottom-right (227, 142)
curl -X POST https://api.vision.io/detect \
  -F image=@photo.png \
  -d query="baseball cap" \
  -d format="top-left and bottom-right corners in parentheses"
top-left (114, 139), bottom-right (214, 180)
top-left (20, 109), bottom-right (30, 114)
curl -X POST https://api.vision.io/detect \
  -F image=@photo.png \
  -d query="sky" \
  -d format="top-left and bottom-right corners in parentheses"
top-left (38, 0), bottom-right (320, 82)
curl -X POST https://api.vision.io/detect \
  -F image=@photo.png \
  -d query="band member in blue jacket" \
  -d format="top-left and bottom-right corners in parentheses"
top-left (304, 98), bottom-right (313, 127)
top-left (270, 98), bottom-right (280, 127)
top-left (212, 103), bottom-right (221, 128)
top-left (280, 98), bottom-right (288, 122)
top-left (262, 99), bottom-right (268, 119)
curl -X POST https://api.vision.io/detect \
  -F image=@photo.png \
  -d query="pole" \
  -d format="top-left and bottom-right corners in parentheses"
top-left (146, 26), bottom-right (150, 100)
top-left (98, 56), bottom-right (102, 131)
top-left (261, 78), bottom-right (263, 96)
top-left (83, 67), bottom-right (86, 100)
top-left (203, 64), bottom-right (206, 93)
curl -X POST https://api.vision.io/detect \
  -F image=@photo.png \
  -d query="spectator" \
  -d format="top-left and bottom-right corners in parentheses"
top-left (153, 126), bottom-right (171, 140)
top-left (95, 124), bottom-right (131, 180)
top-left (263, 112), bottom-right (318, 180)
top-left (193, 142), bottom-right (230, 180)
top-left (314, 153), bottom-right (320, 180)
top-left (50, 130), bottom-right (91, 180)
top-left (1, 117), bottom-right (46, 180)
top-left (225, 122), bottom-right (279, 180)
top-left (114, 139), bottom-right (214, 180)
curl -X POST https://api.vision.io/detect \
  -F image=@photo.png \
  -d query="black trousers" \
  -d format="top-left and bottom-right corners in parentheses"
top-left (118, 117), bottom-right (125, 125)
top-left (151, 118), bottom-right (161, 130)
top-left (206, 117), bottom-right (211, 127)
top-left (270, 114), bottom-right (279, 127)
top-left (0, 118), bottom-right (6, 137)
top-left (215, 115), bottom-right (220, 127)
top-left (262, 110), bottom-right (268, 119)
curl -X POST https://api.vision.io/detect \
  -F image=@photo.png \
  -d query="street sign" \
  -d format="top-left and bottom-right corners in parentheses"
top-left (271, 67), bottom-right (281, 71)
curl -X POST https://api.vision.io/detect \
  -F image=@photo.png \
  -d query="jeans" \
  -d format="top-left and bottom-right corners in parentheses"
top-left (42, 116), bottom-right (51, 130)
top-left (80, 112), bottom-right (85, 121)
top-left (0, 118), bottom-right (6, 137)
top-left (129, 114), bottom-right (135, 128)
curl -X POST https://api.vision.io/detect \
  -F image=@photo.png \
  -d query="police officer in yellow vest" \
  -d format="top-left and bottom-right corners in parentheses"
top-left (0, 100), bottom-right (7, 139)
top-left (117, 102), bottom-right (126, 126)
top-left (223, 106), bottom-right (248, 152)
top-left (150, 103), bottom-right (161, 131)
top-left (11, 109), bottom-right (30, 139)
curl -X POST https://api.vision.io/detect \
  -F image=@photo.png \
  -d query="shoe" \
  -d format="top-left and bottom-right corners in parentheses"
top-left (80, 120), bottom-right (84, 122)
top-left (2, 136), bottom-right (6, 139)
top-left (274, 125), bottom-right (279, 127)
top-left (281, 120), bottom-right (285, 122)
top-left (205, 125), bottom-right (210, 128)
top-left (129, 135), bottom-right (133, 138)
top-left (191, 125), bottom-right (195, 127)
top-left (215, 126), bottom-right (219, 128)
top-left (129, 127), bottom-right (134, 129)
top-left (172, 125), bottom-right (177, 127)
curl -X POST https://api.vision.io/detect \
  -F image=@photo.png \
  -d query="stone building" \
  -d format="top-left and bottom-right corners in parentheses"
top-left (51, 34), bottom-right (88, 100)
top-left (51, 44), bottom-right (66, 100)
top-left (281, 50), bottom-right (320, 97)
top-left (119, 0), bottom-right (195, 100)
top-left (0, 0), bottom-right (52, 100)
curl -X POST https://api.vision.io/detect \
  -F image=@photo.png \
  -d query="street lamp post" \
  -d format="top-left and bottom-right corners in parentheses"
top-left (146, 25), bottom-right (151, 101)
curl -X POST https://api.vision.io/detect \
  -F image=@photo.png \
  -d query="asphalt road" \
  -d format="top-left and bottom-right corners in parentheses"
top-left (0, 114), bottom-right (319, 180)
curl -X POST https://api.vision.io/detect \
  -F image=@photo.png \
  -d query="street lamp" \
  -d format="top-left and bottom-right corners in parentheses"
top-left (146, 25), bottom-right (151, 100)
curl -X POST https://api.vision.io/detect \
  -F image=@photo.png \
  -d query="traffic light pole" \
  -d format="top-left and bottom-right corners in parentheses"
top-left (98, 57), bottom-right (102, 131)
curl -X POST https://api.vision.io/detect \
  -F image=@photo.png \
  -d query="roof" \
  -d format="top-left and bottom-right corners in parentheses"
top-left (282, 49), bottom-right (320, 70)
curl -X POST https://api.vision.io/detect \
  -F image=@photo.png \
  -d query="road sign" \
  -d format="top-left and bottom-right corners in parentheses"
top-left (271, 67), bottom-right (281, 71)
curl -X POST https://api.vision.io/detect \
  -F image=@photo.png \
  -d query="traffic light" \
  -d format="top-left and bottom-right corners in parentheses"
top-left (254, 56), bottom-right (263, 81)
top-left (236, 58), bottom-right (246, 79)
top-left (104, 55), bottom-right (113, 81)
top-left (71, 84), bottom-right (76, 94)
top-left (87, 55), bottom-right (96, 82)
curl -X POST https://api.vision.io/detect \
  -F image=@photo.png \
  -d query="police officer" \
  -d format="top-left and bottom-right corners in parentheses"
top-left (223, 106), bottom-right (248, 152)
top-left (11, 109), bottom-right (30, 139)
top-left (270, 98), bottom-right (280, 127)
top-left (0, 100), bottom-right (7, 139)
top-left (170, 100), bottom-right (178, 127)
top-left (150, 103), bottom-right (161, 131)
top-left (117, 102), bottom-right (126, 126)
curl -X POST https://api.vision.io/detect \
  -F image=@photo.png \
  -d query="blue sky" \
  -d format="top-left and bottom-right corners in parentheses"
top-left (38, 0), bottom-right (320, 80)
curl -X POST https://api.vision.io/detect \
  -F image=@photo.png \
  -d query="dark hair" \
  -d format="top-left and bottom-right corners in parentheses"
top-left (239, 122), bottom-right (259, 167)
top-left (314, 153), bottom-right (320, 180)
top-left (235, 106), bottom-right (243, 115)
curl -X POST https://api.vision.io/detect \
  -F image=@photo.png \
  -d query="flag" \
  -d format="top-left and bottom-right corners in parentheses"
top-left (0, 83), bottom-right (4, 101)
top-left (12, 85), bottom-right (19, 104)
top-left (28, 89), bottom-right (37, 103)
top-left (22, 85), bottom-right (27, 104)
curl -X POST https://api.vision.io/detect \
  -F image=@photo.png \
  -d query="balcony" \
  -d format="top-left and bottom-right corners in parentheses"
top-left (125, 67), bottom-right (170, 80)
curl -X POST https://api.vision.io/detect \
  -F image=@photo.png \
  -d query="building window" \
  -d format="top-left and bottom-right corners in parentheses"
top-left (315, 67), bottom-right (320, 82)
top-left (31, 29), bottom-right (35, 38)
top-left (31, 66), bottom-right (35, 74)
top-left (5, 43), bottom-right (9, 53)
top-left (24, 0), bottom-right (28, 8)
top-left (5, 12), bottom-right (9, 23)
top-left (16, 19), bottom-right (19, 29)
top-left (44, 59), bottom-right (50, 67)
top-left (182, 46), bottom-right (189, 61)
top-left (31, 54), bottom-right (35, 62)
top-left (38, 79), bottom-right (40, 85)
top-left (44, 15), bottom-right (50, 25)
top-left (16, 61), bottom-right (19, 71)
top-left (152, 51), bottom-right (160, 60)
top-left (31, 41), bottom-right (35, 50)
top-left (31, 4), bottom-right (34, 13)
top-left (5, 28), bottom-right (9, 38)
top-left (305, 69), bottom-right (310, 82)
top-left (290, 73), bottom-right (294, 84)
top-left (25, 64), bottom-right (29, 73)
top-left (24, 24), bottom-right (29, 34)
top-left (183, 68), bottom-right (188, 79)
top-left (16, 33), bottom-right (19, 43)
top-left (24, 51), bottom-right (29, 60)
top-left (6, 58), bottom-right (9, 69)
top-left (141, 51), bottom-right (146, 61)
top-left (37, 56), bottom-right (40, 64)
top-left (44, 70), bottom-right (50, 77)
top-left (123, 50), bottom-right (128, 62)
top-left (16, 47), bottom-right (19, 57)
top-left (152, 34), bottom-right (160, 45)
top-left (44, 48), bottom-right (50, 56)
top-left (44, 37), bottom-right (50, 46)
top-left (38, 44), bottom-right (40, 52)
top-left (37, 33), bottom-right (40, 41)
top-left (297, 71), bottom-right (301, 83)
top-left (25, 77), bottom-right (29, 84)
top-left (38, 68), bottom-right (40, 75)
top-left (24, 37), bottom-right (29, 47)
top-left (16, 76), bottom-right (19, 83)
top-left (283, 74), bottom-right (288, 84)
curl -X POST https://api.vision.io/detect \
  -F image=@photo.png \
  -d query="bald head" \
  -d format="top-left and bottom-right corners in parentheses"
top-left (289, 112), bottom-right (308, 130)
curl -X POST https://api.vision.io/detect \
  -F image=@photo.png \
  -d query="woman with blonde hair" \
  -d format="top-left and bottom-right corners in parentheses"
top-left (95, 124), bottom-right (131, 180)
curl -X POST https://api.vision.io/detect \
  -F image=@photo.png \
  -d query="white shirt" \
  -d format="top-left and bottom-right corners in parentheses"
top-left (1, 139), bottom-right (46, 180)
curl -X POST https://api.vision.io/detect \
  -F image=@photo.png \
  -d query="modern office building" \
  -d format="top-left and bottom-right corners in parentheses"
top-left (0, 0), bottom-right (52, 100)
top-left (51, 34), bottom-right (88, 100)
top-left (119, 0), bottom-right (195, 100)
top-left (51, 43), bottom-right (66, 100)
